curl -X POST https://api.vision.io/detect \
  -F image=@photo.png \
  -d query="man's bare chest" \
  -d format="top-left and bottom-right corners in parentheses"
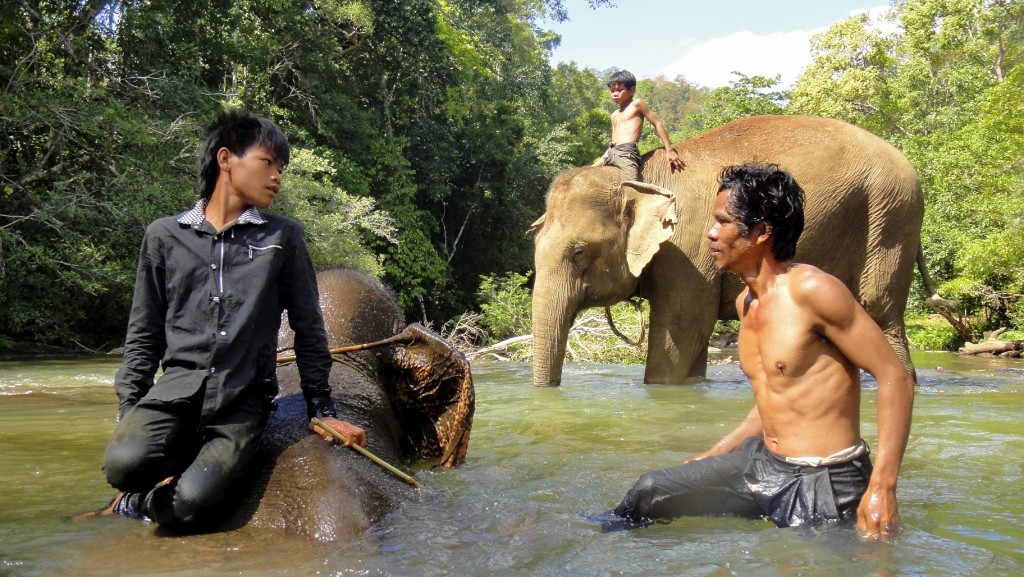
top-left (738, 301), bottom-right (830, 380)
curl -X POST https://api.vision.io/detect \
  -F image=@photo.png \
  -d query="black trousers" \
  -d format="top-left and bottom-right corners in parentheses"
top-left (102, 385), bottom-right (269, 524)
top-left (614, 436), bottom-right (873, 528)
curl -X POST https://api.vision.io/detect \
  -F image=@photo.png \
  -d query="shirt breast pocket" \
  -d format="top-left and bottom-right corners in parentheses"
top-left (247, 244), bottom-right (283, 259)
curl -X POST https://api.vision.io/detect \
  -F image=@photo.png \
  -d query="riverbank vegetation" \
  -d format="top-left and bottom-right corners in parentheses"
top-left (2, 0), bottom-right (1022, 356)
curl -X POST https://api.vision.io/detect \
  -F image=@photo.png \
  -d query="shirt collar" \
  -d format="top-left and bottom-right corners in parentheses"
top-left (177, 198), bottom-right (268, 228)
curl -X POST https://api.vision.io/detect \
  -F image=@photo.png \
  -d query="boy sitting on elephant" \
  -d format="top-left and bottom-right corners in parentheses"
top-left (592, 69), bottom-right (684, 178)
top-left (89, 109), bottom-right (366, 527)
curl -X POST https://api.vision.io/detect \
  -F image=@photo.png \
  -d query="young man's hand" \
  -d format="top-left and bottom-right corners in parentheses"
top-left (309, 417), bottom-right (367, 448)
top-left (856, 484), bottom-right (901, 541)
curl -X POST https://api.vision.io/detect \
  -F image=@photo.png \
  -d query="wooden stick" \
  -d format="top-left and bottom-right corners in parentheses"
top-left (276, 332), bottom-right (414, 364)
top-left (310, 418), bottom-right (422, 488)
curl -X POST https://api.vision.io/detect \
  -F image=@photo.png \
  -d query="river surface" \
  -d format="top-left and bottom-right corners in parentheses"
top-left (0, 352), bottom-right (1021, 577)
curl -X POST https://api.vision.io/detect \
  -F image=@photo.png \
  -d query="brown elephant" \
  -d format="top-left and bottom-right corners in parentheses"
top-left (530, 115), bottom-right (923, 387)
top-left (229, 268), bottom-right (474, 540)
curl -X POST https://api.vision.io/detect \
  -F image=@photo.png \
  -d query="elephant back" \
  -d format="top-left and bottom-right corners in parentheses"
top-left (278, 268), bottom-right (406, 378)
top-left (643, 115), bottom-right (922, 301)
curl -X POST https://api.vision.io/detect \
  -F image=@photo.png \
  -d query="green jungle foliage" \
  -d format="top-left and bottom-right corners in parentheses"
top-left (1, 0), bottom-right (1022, 354)
top-left (905, 315), bottom-right (966, 352)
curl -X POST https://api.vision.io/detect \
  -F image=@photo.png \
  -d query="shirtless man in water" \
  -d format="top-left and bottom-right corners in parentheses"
top-left (608, 164), bottom-right (914, 540)
top-left (591, 70), bottom-right (684, 178)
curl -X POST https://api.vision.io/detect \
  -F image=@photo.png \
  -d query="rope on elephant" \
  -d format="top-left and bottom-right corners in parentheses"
top-left (605, 298), bottom-right (646, 347)
top-left (275, 332), bottom-right (416, 365)
top-left (310, 418), bottom-right (423, 488)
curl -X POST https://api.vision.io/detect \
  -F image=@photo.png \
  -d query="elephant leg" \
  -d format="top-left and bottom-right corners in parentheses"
top-left (643, 262), bottom-right (721, 384)
top-left (386, 324), bottom-right (475, 468)
top-left (881, 322), bottom-right (916, 383)
top-left (646, 320), bottom-right (714, 383)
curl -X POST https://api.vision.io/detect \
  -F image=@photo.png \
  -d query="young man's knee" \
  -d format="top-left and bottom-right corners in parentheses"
top-left (103, 439), bottom-right (154, 489)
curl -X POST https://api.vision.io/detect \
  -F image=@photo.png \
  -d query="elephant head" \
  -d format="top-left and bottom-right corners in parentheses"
top-left (529, 167), bottom-right (677, 387)
top-left (235, 268), bottom-right (474, 540)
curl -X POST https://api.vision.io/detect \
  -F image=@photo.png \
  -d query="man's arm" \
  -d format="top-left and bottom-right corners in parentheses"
top-left (799, 271), bottom-right (915, 540)
top-left (635, 100), bottom-right (684, 171)
top-left (685, 405), bottom-right (762, 463)
top-left (113, 227), bottom-right (168, 420)
top-left (282, 222), bottom-right (367, 448)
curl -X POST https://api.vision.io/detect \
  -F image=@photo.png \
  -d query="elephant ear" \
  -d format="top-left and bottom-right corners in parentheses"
top-left (383, 323), bottom-right (475, 468)
top-left (620, 180), bottom-right (678, 277)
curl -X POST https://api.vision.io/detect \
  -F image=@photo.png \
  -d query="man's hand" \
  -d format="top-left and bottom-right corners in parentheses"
top-left (856, 484), bottom-right (901, 541)
top-left (309, 417), bottom-right (367, 448)
top-left (666, 148), bottom-right (684, 172)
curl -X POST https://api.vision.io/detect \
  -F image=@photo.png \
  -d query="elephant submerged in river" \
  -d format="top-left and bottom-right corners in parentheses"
top-left (229, 268), bottom-right (474, 540)
top-left (529, 115), bottom-right (924, 387)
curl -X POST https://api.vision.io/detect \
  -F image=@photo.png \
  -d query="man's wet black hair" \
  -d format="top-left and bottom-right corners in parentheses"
top-left (718, 163), bottom-right (805, 261)
top-left (197, 108), bottom-right (290, 199)
top-left (606, 70), bottom-right (637, 89)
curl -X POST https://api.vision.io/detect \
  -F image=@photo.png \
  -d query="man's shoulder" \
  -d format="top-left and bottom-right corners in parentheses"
top-left (145, 213), bottom-right (189, 235)
top-left (788, 263), bottom-right (846, 293)
top-left (260, 211), bottom-right (304, 232)
top-left (786, 263), bottom-right (859, 321)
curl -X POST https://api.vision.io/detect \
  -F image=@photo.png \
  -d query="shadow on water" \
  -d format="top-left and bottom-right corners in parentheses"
top-left (0, 352), bottom-right (1021, 576)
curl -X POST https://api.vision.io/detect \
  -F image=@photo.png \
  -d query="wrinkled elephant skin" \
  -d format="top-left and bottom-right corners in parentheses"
top-left (231, 269), bottom-right (474, 541)
top-left (531, 115), bottom-right (923, 387)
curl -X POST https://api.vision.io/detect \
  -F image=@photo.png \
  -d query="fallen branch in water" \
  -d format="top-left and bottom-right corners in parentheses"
top-left (468, 335), bottom-right (533, 361)
top-left (959, 328), bottom-right (1023, 357)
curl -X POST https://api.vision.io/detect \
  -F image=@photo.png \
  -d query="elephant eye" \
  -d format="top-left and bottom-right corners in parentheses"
top-left (569, 243), bottom-right (589, 268)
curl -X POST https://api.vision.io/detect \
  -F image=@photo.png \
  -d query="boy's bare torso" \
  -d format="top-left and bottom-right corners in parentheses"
top-left (736, 265), bottom-right (862, 459)
top-left (610, 100), bottom-right (645, 144)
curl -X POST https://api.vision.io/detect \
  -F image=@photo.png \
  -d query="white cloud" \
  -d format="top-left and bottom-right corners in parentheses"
top-left (662, 6), bottom-right (895, 89)
top-left (662, 29), bottom-right (820, 89)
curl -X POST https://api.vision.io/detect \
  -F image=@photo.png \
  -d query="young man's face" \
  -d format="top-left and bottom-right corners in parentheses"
top-left (707, 190), bottom-right (758, 272)
top-left (220, 144), bottom-right (284, 209)
top-left (607, 82), bottom-right (635, 106)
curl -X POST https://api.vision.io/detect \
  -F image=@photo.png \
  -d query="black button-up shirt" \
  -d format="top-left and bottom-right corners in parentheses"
top-left (114, 200), bottom-right (336, 422)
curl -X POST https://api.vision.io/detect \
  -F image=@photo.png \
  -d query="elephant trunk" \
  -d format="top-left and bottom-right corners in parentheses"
top-left (530, 270), bottom-right (580, 388)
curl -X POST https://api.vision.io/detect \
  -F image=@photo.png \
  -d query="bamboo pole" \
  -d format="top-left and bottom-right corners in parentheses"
top-left (276, 332), bottom-right (415, 364)
top-left (310, 418), bottom-right (422, 488)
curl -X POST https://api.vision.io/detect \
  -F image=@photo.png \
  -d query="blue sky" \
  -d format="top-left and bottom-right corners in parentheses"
top-left (545, 0), bottom-right (890, 88)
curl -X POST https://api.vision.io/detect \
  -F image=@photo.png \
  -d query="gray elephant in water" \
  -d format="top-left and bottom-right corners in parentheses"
top-left (530, 115), bottom-right (924, 387)
top-left (225, 267), bottom-right (474, 540)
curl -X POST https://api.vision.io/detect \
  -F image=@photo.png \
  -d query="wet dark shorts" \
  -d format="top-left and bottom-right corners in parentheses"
top-left (612, 436), bottom-right (873, 529)
top-left (601, 142), bottom-right (641, 180)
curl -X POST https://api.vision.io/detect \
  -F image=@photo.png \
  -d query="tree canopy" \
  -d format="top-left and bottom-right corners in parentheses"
top-left (1, 0), bottom-right (1021, 351)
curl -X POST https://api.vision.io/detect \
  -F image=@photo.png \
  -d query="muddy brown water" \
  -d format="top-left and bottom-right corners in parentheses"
top-left (0, 352), bottom-right (1021, 576)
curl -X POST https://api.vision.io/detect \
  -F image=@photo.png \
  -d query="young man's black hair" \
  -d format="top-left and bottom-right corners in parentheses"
top-left (196, 109), bottom-right (291, 199)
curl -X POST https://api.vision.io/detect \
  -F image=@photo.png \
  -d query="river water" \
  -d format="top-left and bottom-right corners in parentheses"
top-left (0, 352), bottom-right (1021, 577)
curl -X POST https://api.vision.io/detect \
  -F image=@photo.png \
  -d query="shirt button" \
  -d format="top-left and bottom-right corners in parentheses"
top-left (212, 296), bottom-right (220, 303)
top-left (210, 263), bottom-right (218, 270)
top-left (210, 367), bottom-right (216, 374)
top-left (219, 331), bottom-right (227, 336)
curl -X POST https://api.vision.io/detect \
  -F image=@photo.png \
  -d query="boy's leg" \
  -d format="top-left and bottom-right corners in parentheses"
top-left (145, 391), bottom-right (270, 525)
top-left (612, 437), bottom-right (764, 525)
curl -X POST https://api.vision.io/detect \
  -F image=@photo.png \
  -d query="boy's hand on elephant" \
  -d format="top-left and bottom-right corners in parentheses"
top-left (309, 418), bottom-right (367, 448)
